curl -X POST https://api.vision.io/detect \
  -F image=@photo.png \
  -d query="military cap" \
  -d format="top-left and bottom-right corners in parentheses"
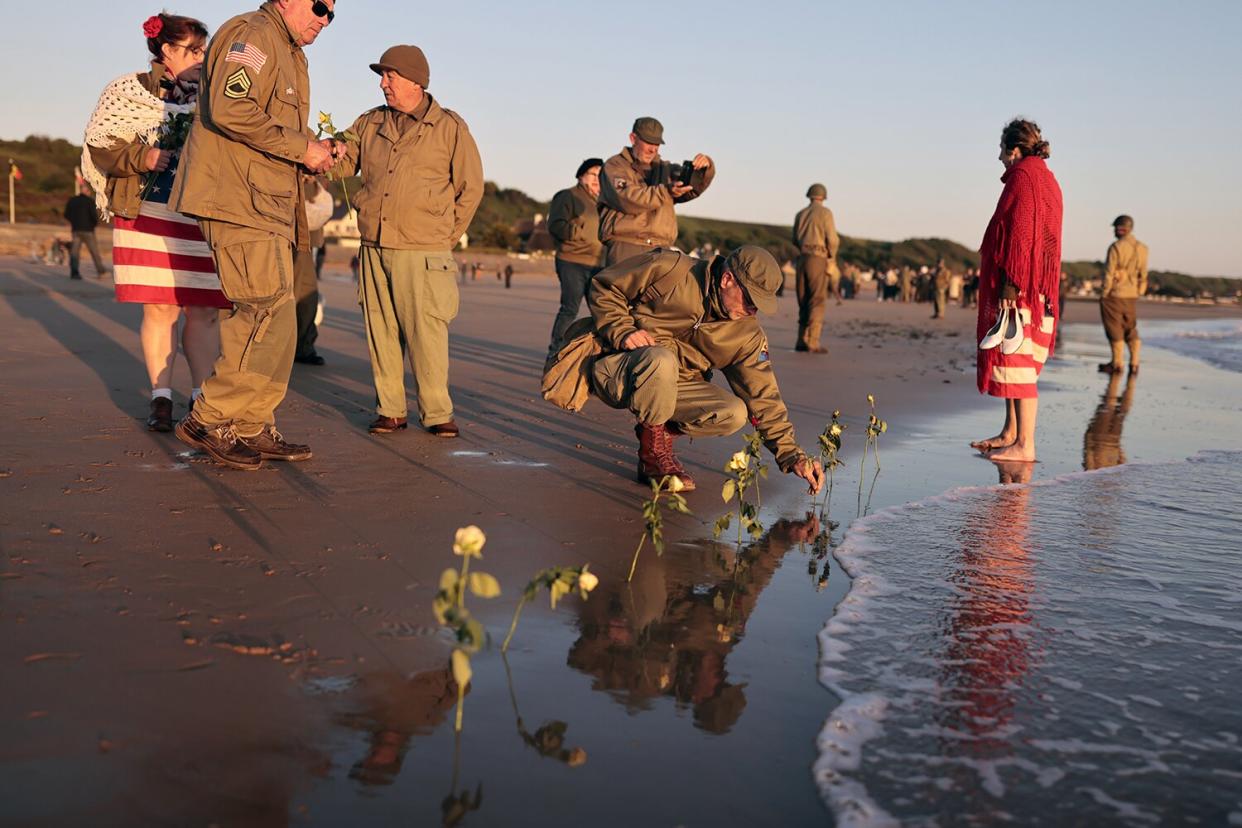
top-left (371, 45), bottom-right (430, 88)
top-left (1112, 214), bottom-right (1134, 228)
top-left (724, 246), bottom-right (782, 315)
top-left (575, 157), bottom-right (604, 179)
top-left (632, 117), bottom-right (665, 145)
top-left (806, 183), bottom-right (827, 199)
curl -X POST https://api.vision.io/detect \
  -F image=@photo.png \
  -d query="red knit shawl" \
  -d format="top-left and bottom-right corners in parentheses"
top-left (976, 156), bottom-right (1064, 393)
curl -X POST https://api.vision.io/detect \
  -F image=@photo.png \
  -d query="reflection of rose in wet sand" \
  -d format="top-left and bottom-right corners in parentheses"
top-left (567, 516), bottom-right (818, 734)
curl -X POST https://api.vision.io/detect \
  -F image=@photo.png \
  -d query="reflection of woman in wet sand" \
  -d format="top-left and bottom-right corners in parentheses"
top-left (336, 668), bottom-right (456, 786)
top-left (1083, 373), bottom-right (1136, 470)
top-left (971, 119), bottom-right (1064, 463)
top-left (566, 516), bottom-right (819, 734)
top-left (936, 462), bottom-right (1035, 765)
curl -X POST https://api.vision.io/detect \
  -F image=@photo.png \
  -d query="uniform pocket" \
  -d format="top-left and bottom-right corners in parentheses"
top-left (423, 254), bottom-right (459, 322)
top-left (210, 231), bottom-right (291, 307)
top-left (248, 162), bottom-right (294, 224)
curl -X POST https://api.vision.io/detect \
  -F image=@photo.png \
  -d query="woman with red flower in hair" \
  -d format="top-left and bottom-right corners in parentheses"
top-left (971, 119), bottom-right (1064, 463)
top-left (80, 13), bottom-right (229, 433)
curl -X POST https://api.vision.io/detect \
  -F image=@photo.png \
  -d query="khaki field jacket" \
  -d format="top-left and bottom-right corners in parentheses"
top-left (1103, 235), bottom-right (1149, 298)
top-left (792, 202), bottom-right (839, 259)
top-left (598, 147), bottom-right (715, 249)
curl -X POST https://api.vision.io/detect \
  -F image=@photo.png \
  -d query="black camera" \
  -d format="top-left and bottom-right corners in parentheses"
top-left (648, 159), bottom-right (696, 188)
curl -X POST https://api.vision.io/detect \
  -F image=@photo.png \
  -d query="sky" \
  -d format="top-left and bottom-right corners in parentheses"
top-left (3, 0), bottom-right (1240, 275)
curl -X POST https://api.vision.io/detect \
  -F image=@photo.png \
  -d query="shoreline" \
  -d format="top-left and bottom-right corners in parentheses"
top-left (1, 255), bottom-right (1238, 825)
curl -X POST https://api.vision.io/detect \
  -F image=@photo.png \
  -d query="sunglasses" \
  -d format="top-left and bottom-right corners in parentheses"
top-left (310, 0), bottom-right (335, 22)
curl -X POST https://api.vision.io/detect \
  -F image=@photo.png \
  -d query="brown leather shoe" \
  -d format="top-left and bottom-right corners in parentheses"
top-left (147, 396), bottom-right (173, 432)
top-left (239, 425), bottom-right (312, 461)
top-left (427, 420), bottom-right (460, 438)
top-left (635, 423), bottom-right (695, 491)
top-left (368, 415), bottom-right (408, 434)
top-left (174, 414), bottom-right (263, 471)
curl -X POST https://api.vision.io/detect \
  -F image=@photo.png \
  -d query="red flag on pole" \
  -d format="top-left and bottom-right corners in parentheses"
top-left (8, 162), bottom-right (21, 181)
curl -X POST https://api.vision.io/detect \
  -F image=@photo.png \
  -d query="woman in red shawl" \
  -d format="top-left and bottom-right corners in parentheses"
top-left (971, 119), bottom-right (1063, 463)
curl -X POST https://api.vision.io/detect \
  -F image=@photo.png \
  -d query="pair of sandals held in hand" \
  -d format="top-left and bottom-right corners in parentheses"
top-left (979, 305), bottom-right (1025, 354)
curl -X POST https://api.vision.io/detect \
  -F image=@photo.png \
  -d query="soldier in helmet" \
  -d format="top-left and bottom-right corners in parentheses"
top-left (1099, 215), bottom-right (1149, 375)
top-left (791, 183), bottom-right (840, 353)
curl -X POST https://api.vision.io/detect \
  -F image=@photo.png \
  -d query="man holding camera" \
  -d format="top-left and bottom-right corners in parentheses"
top-left (791, 183), bottom-right (840, 353)
top-left (587, 245), bottom-right (825, 495)
top-left (598, 117), bottom-right (715, 267)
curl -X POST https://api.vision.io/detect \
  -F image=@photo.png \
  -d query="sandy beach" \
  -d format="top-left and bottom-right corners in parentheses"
top-left (2, 253), bottom-right (1239, 826)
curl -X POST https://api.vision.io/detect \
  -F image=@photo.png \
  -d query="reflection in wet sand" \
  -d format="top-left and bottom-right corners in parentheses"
top-left (1083, 373), bottom-right (1137, 470)
top-left (567, 515), bottom-right (822, 734)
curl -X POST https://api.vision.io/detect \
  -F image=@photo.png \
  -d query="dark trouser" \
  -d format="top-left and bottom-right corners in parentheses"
top-left (69, 231), bottom-right (106, 277)
top-left (604, 240), bottom-right (657, 267)
top-left (294, 247), bottom-right (320, 358)
top-left (548, 258), bottom-right (598, 356)
top-left (796, 254), bottom-right (828, 348)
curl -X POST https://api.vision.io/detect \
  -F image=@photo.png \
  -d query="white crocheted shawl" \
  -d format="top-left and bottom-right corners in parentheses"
top-left (80, 72), bottom-right (192, 220)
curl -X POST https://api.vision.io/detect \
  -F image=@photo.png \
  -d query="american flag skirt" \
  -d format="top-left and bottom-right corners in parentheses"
top-left (111, 161), bottom-right (231, 309)
top-left (982, 298), bottom-right (1056, 399)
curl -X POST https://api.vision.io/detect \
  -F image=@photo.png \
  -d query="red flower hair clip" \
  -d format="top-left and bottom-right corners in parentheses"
top-left (143, 15), bottom-right (164, 39)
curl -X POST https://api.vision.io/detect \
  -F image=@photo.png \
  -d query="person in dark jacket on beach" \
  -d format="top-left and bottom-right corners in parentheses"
top-left (63, 186), bottom-right (109, 280)
top-left (545, 157), bottom-right (603, 357)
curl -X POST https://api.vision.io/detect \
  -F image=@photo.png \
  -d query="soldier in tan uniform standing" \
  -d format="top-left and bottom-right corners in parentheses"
top-left (791, 183), bottom-right (839, 353)
top-left (1098, 214), bottom-right (1149, 375)
top-left (545, 158), bottom-right (604, 359)
top-left (597, 117), bottom-right (714, 266)
top-left (586, 246), bottom-right (825, 494)
top-left (170, 0), bottom-right (338, 470)
top-left (332, 46), bottom-right (484, 437)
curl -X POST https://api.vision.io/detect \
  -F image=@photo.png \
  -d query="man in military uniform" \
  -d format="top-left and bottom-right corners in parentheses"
top-left (587, 245), bottom-right (825, 494)
top-left (931, 258), bottom-right (952, 319)
top-left (545, 157), bottom-right (604, 359)
top-left (1099, 215), bottom-right (1149, 375)
top-left (331, 45), bottom-right (484, 437)
top-left (791, 183), bottom-right (840, 353)
top-left (597, 117), bottom-right (714, 267)
top-left (170, 0), bottom-right (337, 470)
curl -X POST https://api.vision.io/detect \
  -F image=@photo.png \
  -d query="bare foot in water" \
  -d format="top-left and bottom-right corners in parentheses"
top-left (971, 435), bottom-right (1015, 451)
top-left (987, 442), bottom-right (1035, 463)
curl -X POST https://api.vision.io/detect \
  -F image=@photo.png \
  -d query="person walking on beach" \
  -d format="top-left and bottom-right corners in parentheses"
top-left (169, 0), bottom-right (339, 468)
top-left (63, 186), bottom-right (109, 280)
top-left (597, 117), bottom-right (714, 266)
top-left (971, 119), bottom-right (1063, 464)
top-left (80, 13), bottom-right (230, 433)
top-left (931, 258), bottom-right (951, 319)
top-left (1097, 215), bottom-right (1148, 376)
top-left (545, 158), bottom-right (603, 359)
top-left (583, 245), bottom-right (825, 493)
top-left (792, 183), bottom-right (840, 353)
top-left (331, 45), bottom-right (484, 437)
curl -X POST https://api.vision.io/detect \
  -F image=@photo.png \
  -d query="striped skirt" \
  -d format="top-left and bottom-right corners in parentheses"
top-left (982, 301), bottom-right (1056, 399)
top-left (111, 164), bottom-right (231, 309)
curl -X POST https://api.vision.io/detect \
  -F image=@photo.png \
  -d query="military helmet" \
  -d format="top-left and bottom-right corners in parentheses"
top-left (1112, 214), bottom-right (1134, 229)
top-left (806, 183), bottom-right (827, 199)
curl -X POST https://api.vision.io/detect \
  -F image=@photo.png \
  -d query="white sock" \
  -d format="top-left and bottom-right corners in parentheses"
top-left (191, 387), bottom-right (202, 401)
top-left (152, 388), bottom-right (172, 401)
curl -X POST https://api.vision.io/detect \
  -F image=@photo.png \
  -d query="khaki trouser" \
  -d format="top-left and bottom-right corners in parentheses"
top-left (194, 220), bottom-right (296, 438)
top-left (796, 254), bottom-right (828, 348)
top-left (359, 246), bottom-right (459, 426)
top-left (293, 247), bottom-right (320, 359)
top-left (590, 345), bottom-right (747, 436)
top-left (604, 240), bottom-right (657, 268)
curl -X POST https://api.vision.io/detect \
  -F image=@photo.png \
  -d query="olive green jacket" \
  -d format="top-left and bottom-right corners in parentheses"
top-left (88, 66), bottom-right (166, 220)
top-left (338, 96), bottom-right (484, 251)
top-left (792, 202), bottom-right (839, 259)
top-left (588, 249), bottom-right (806, 472)
top-left (170, 2), bottom-right (313, 247)
top-left (548, 184), bottom-right (602, 266)
top-left (598, 147), bottom-right (715, 249)
top-left (1103, 235), bottom-right (1149, 298)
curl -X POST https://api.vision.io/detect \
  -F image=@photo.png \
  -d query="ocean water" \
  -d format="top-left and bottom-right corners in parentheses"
top-left (815, 451), bottom-right (1242, 827)
top-left (1142, 318), bottom-right (1242, 373)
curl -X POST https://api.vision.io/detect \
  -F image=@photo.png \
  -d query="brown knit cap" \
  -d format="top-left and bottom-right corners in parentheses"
top-left (370, 45), bottom-right (430, 88)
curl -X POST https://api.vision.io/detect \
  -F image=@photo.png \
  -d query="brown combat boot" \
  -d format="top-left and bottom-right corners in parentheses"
top-left (635, 423), bottom-right (696, 491)
top-left (238, 425), bottom-right (312, 461)
top-left (175, 414), bottom-right (263, 471)
top-left (147, 396), bottom-right (173, 432)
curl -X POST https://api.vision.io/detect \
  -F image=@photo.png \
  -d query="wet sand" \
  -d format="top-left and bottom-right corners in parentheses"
top-left (1, 255), bottom-right (1238, 826)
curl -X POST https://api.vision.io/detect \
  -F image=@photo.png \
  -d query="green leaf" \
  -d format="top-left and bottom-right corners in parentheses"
top-left (549, 579), bottom-right (569, 609)
top-left (721, 479), bottom-right (736, 503)
top-left (463, 617), bottom-right (486, 651)
top-left (468, 572), bottom-right (501, 599)
top-left (432, 595), bottom-right (450, 625)
top-left (439, 568), bottom-right (459, 591)
top-left (451, 648), bottom-right (472, 691)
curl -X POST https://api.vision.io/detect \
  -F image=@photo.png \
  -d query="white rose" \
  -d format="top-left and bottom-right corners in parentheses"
top-left (453, 525), bottom-right (486, 557)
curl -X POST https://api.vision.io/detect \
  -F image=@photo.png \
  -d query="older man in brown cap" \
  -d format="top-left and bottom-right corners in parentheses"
top-left (597, 117), bottom-right (715, 266)
top-left (1098, 214), bottom-right (1149, 375)
top-left (585, 245), bottom-right (825, 493)
top-left (333, 45), bottom-right (484, 437)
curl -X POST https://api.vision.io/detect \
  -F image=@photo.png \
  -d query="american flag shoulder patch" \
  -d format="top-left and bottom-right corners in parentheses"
top-left (226, 42), bottom-right (268, 73)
